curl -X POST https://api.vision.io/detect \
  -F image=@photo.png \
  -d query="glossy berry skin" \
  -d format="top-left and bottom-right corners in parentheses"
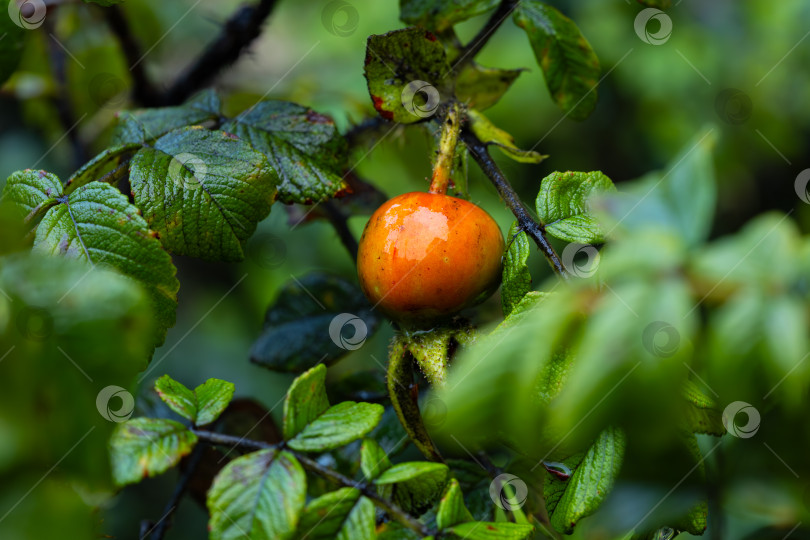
top-left (357, 192), bottom-right (504, 324)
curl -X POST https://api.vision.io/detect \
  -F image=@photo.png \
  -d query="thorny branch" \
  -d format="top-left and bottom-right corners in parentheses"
top-left (461, 128), bottom-right (569, 278)
top-left (162, 0), bottom-right (280, 105)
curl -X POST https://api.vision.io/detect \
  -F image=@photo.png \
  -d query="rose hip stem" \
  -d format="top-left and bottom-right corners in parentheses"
top-left (428, 102), bottom-right (461, 195)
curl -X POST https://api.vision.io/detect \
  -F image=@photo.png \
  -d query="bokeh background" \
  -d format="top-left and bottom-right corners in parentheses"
top-left (1, 0), bottom-right (809, 538)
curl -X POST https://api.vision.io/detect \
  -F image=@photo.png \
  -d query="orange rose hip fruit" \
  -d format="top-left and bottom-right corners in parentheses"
top-left (357, 192), bottom-right (505, 323)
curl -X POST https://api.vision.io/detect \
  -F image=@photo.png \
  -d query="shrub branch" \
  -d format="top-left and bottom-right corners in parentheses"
top-left (44, 18), bottom-right (89, 167)
top-left (193, 430), bottom-right (433, 537)
top-left (451, 0), bottom-right (519, 73)
top-left (461, 128), bottom-right (569, 279)
top-left (162, 0), bottom-right (280, 105)
top-left (101, 5), bottom-right (161, 106)
top-left (148, 443), bottom-right (206, 540)
top-left (321, 200), bottom-right (359, 260)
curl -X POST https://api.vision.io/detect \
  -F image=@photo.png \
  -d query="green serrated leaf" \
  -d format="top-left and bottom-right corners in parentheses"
top-left (283, 364), bottom-right (330, 440)
top-left (288, 401), bottom-right (384, 452)
top-left (468, 110), bottom-right (546, 164)
top-left (33, 181), bottom-right (179, 347)
top-left (380, 462), bottom-right (448, 486)
top-left (129, 126), bottom-right (278, 261)
top-left (364, 28), bottom-right (451, 124)
top-left (64, 144), bottom-right (142, 193)
top-left (195, 378), bottom-right (237, 426)
top-left (681, 503), bottom-right (708, 536)
top-left (536, 171), bottom-right (616, 243)
top-left (208, 449), bottom-right (306, 540)
top-left (456, 64), bottom-right (523, 111)
top-left (112, 89), bottom-right (221, 145)
top-left (110, 418), bottom-right (198, 487)
top-left (446, 460), bottom-right (492, 516)
top-left (493, 291), bottom-right (550, 334)
top-left (2, 169), bottom-right (62, 220)
top-left (154, 375), bottom-right (235, 426)
top-left (400, 0), bottom-right (499, 31)
top-left (295, 487), bottom-right (375, 540)
top-left (154, 375), bottom-right (197, 421)
top-left (361, 438), bottom-right (392, 481)
top-left (251, 273), bottom-right (379, 372)
top-left (545, 426), bottom-right (625, 534)
top-left (445, 521), bottom-right (535, 539)
top-left (375, 462), bottom-right (449, 515)
top-left (681, 380), bottom-right (715, 410)
top-left (544, 452), bottom-right (583, 520)
top-left (0, 15), bottom-right (24, 86)
top-left (536, 348), bottom-right (574, 405)
top-left (681, 380), bottom-right (724, 435)
top-left (437, 478), bottom-right (474, 530)
top-left (502, 222), bottom-right (531, 316)
top-left (679, 499), bottom-right (708, 536)
top-left (513, 1), bottom-right (601, 120)
top-left (222, 101), bottom-right (348, 204)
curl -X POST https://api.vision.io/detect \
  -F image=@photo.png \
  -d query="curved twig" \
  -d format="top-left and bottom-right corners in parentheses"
top-left (321, 200), bottom-right (359, 260)
top-left (450, 0), bottom-right (519, 73)
top-left (461, 128), bottom-right (569, 279)
top-left (192, 430), bottom-right (433, 537)
top-left (162, 0), bottom-right (279, 105)
top-left (295, 453), bottom-right (432, 537)
top-left (44, 18), bottom-right (89, 166)
top-left (149, 443), bottom-right (206, 540)
top-left (101, 5), bottom-right (162, 106)
top-left (344, 117), bottom-right (392, 148)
